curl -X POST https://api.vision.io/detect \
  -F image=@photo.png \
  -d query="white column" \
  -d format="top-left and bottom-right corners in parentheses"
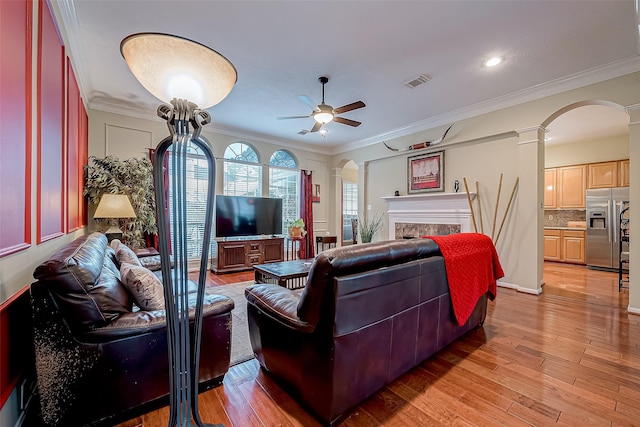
top-left (626, 104), bottom-right (640, 313)
top-left (515, 126), bottom-right (544, 295)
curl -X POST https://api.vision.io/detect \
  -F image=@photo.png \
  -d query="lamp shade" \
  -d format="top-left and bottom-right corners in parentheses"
top-left (94, 194), bottom-right (136, 219)
top-left (120, 33), bottom-right (237, 109)
top-left (314, 105), bottom-right (334, 124)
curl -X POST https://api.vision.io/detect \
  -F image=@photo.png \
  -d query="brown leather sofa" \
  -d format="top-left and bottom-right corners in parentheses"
top-left (30, 232), bottom-right (233, 426)
top-left (245, 238), bottom-right (489, 426)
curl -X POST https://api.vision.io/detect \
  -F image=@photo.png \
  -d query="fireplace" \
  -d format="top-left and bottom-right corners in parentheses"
top-left (382, 193), bottom-right (476, 239)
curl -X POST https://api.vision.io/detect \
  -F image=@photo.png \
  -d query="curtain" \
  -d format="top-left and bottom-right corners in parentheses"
top-left (299, 170), bottom-right (314, 259)
top-left (147, 148), bottom-right (168, 251)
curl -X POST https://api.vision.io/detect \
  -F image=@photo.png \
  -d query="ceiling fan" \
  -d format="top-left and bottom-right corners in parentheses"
top-left (277, 76), bottom-right (366, 133)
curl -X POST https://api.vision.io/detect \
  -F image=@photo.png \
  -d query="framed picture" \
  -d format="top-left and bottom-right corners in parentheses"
top-left (408, 151), bottom-right (444, 194)
top-left (312, 184), bottom-right (321, 203)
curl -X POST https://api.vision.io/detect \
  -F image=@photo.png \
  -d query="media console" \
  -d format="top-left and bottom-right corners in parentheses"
top-left (210, 236), bottom-right (284, 274)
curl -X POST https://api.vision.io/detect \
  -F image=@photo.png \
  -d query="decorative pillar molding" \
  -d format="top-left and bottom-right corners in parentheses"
top-left (358, 161), bottom-right (367, 241)
top-left (332, 167), bottom-right (344, 244)
top-left (514, 126), bottom-right (544, 295)
top-left (625, 105), bottom-right (639, 313)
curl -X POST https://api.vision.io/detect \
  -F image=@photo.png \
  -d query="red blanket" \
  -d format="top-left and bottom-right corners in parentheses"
top-left (427, 233), bottom-right (504, 325)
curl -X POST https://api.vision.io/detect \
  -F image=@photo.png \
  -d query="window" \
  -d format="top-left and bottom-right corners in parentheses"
top-left (269, 150), bottom-right (299, 233)
top-left (223, 142), bottom-right (261, 196)
top-left (166, 144), bottom-right (211, 258)
top-left (342, 181), bottom-right (358, 243)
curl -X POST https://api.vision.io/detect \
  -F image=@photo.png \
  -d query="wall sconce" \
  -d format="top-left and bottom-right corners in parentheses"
top-left (121, 32), bottom-right (236, 427)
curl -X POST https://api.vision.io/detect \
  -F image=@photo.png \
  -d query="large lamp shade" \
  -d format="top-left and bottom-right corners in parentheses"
top-left (120, 33), bottom-right (237, 109)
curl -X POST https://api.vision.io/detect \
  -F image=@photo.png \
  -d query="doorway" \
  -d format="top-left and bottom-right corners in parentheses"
top-left (542, 103), bottom-right (629, 291)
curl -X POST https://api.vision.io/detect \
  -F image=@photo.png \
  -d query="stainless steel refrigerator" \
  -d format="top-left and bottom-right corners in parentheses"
top-left (586, 187), bottom-right (629, 270)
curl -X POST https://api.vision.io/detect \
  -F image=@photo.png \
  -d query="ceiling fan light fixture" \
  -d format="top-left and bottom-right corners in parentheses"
top-left (314, 104), bottom-right (334, 123)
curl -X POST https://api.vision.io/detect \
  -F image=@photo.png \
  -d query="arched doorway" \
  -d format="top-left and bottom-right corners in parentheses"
top-left (541, 101), bottom-right (630, 294)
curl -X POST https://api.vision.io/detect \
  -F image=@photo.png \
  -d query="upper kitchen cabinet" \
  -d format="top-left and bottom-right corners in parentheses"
top-left (544, 168), bottom-right (557, 209)
top-left (588, 161), bottom-right (618, 188)
top-left (557, 165), bottom-right (587, 209)
top-left (619, 159), bottom-right (629, 187)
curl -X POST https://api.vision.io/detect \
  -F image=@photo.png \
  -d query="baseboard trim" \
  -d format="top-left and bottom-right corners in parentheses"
top-left (627, 305), bottom-right (640, 315)
top-left (497, 280), bottom-right (542, 295)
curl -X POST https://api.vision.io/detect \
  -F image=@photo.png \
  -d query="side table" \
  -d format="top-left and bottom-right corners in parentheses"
top-left (316, 236), bottom-right (337, 254)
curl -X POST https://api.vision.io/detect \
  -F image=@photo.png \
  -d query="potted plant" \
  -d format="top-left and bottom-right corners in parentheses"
top-left (84, 155), bottom-right (157, 248)
top-left (359, 210), bottom-right (384, 243)
top-left (287, 218), bottom-right (306, 238)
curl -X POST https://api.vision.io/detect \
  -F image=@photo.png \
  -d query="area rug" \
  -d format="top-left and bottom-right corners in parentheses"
top-left (206, 281), bottom-right (255, 366)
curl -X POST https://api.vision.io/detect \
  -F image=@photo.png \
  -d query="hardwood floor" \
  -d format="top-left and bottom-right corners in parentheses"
top-left (117, 263), bottom-right (640, 427)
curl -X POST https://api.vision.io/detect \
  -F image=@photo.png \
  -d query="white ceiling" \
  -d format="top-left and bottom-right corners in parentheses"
top-left (53, 0), bottom-right (640, 155)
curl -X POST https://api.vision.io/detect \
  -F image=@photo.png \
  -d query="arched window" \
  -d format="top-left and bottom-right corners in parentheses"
top-left (269, 150), bottom-right (299, 232)
top-left (223, 142), bottom-right (261, 196)
top-left (166, 144), bottom-right (211, 258)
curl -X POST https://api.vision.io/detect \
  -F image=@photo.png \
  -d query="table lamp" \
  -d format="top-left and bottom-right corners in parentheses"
top-left (93, 194), bottom-right (136, 241)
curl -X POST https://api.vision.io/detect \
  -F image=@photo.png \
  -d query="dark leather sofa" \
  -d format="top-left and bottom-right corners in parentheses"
top-left (30, 232), bottom-right (234, 426)
top-left (245, 238), bottom-right (489, 426)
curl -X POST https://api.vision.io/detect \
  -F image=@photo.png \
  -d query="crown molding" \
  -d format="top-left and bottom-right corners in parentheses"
top-left (90, 99), bottom-right (333, 156)
top-left (49, 0), bottom-right (93, 107)
top-left (333, 56), bottom-right (640, 155)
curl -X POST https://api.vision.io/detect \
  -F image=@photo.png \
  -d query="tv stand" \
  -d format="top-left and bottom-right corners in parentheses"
top-left (210, 236), bottom-right (284, 274)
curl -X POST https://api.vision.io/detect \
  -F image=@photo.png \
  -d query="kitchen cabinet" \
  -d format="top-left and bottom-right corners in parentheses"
top-left (544, 228), bottom-right (585, 264)
top-left (588, 161), bottom-right (618, 189)
top-left (544, 169), bottom-right (557, 209)
top-left (619, 159), bottom-right (630, 187)
top-left (543, 229), bottom-right (562, 261)
top-left (557, 165), bottom-right (587, 209)
top-left (544, 165), bottom-right (586, 209)
top-left (562, 230), bottom-right (586, 264)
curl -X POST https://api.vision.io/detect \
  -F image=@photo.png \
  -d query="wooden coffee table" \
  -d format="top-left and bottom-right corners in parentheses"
top-left (254, 259), bottom-right (312, 289)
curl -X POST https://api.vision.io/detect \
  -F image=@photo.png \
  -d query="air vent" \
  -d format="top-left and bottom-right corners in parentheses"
top-left (298, 129), bottom-right (309, 135)
top-left (403, 74), bottom-right (431, 89)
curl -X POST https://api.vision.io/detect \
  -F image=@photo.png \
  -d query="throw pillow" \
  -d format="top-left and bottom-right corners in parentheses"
top-left (111, 239), bottom-right (141, 267)
top-left (120, 263), bottom-right (165, 311)
top-left (139, 254), bottom-right (162, 271)
top-left (139, 254), bottom-right (175, 271)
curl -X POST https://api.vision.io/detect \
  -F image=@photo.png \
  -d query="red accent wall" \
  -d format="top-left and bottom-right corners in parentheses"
top-left (0, 0), bottom-right (32, 257)
top-left (37, 0), bottom-right (65, 243)
top-left (0, 286), bottom-right (33, 408)
top-left (67, 59), bottom-right (81, 232)
top-left (80, 101), bottom-right (88, 227)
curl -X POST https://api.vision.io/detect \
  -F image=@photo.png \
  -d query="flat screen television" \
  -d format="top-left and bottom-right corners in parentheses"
top-left (215, 195), bottom-right (283, 238)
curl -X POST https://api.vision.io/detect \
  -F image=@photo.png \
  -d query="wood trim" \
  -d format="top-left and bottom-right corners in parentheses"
top-left (36, 0), bottom-right (65, 244)
top-left (0, 285), bottom-right (32, 408)
top-left (66, 57), bottom-right (81, 232)
top-left (0, 0), bottom-right (32, 258)
top-left (79, 101), bottom-right (88, 227)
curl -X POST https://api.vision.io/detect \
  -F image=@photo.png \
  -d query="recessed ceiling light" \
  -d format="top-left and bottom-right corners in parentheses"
top-left (484, 57), bottom-right (502, 67)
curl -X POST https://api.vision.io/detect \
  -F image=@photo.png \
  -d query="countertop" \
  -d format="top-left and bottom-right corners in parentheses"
top-left (544, 226), bottom-right (586, 231)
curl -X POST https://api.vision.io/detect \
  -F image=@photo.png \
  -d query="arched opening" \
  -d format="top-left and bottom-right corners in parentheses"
top-left (541, 101), bottom-right (630, 295)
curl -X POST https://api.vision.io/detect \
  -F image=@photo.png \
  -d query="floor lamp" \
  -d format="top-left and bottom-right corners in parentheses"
top-left (120, 33), bottom-right (237, 427)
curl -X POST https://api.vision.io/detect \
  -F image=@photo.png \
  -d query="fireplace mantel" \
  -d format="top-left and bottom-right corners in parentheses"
top-left (382, 192), bottom-right (477, 238)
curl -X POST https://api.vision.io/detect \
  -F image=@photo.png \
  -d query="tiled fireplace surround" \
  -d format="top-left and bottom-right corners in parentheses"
top-left (382, 193), bottom-right (477, 239)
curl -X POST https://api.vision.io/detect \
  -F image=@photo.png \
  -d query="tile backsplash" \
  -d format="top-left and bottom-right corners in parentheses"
top-left (544, 210), bottom-right (586, 227)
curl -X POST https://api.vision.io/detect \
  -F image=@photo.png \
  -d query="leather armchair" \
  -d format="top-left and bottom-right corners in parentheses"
top-left (31, 233), bottom-right (233, 426)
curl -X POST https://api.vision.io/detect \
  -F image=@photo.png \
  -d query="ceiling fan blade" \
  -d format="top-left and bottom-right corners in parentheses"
top-left (334, 116), bottom-right (361, 127)
top-left (277, 115), bottom-right (311, 120)
top-left (310, 122), bottom-right (323, 132)
top-left (333, 101), bottom-right (365, 114)
top-left (299, 95), bottom-right (320, 112)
